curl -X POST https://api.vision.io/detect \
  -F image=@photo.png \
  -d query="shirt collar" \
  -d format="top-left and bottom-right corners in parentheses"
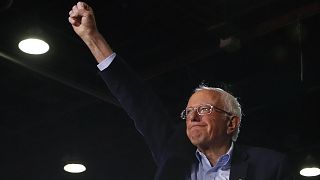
top-left (195, 142), bottom-right (234, 171)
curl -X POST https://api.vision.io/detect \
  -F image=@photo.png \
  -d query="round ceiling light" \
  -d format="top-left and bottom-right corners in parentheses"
top-left (300, 167), bottom-right (320, 177)
top-left (18, 38), bottom-right (49, 55)
top-left (63, 163), bottom-right (86, 173)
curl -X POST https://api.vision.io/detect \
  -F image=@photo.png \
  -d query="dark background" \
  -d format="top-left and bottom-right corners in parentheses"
top-left (1, 0), bottom-right (320, 179)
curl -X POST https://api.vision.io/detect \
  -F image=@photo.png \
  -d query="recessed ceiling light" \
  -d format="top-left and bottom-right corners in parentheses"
top-left (300, 167), bottom-right (320, 177)
top-left (18, 38), bottom-right (49, 55)
top-left (63, 163), bottom-right (86, 173)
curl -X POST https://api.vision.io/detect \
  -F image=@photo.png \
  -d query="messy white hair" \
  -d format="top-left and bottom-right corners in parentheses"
top-left (194, 84), bottom-right (242, 142)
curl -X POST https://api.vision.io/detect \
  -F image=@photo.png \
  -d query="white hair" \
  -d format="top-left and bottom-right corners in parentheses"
top-left (194, 84), bottom-right (242, 142)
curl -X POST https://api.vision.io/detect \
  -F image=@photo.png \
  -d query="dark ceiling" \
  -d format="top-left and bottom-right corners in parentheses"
top-left (1, 0), bottom-right (320, 179)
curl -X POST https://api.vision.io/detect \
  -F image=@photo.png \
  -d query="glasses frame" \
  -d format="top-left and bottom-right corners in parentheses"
top-left (181, 104), bottom-right (233, 120)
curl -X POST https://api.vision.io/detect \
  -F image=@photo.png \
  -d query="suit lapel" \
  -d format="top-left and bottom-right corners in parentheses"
top-left (229, 145), bottom-right (249, 180)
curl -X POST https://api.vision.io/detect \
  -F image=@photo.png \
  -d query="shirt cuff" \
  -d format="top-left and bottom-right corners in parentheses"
top-left (97, 53), bottom-right (117, 71)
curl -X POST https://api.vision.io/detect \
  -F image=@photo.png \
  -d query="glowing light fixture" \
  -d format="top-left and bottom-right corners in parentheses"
top-left (63, 163), bottom-right (86, 173)
top-left (300, 167), bottom-right (320, 177)
top-left (299, 155), bottom-right (320, 177)
top-left (18, 38), bottom-right (49, 55)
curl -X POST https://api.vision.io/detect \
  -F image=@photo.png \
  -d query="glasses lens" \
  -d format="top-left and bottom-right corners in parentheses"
top-left (198, 105), bottom-right (212, 115)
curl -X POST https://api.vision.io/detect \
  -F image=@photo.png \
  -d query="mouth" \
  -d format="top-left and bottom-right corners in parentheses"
top-left (189, 124), bottom-right (206, 129)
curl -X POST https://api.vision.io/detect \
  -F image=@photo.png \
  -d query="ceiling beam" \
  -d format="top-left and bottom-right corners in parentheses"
top-left (143, 1), bottom-right (320, 80)
top-left (0, 51), bottom-right (120, 107)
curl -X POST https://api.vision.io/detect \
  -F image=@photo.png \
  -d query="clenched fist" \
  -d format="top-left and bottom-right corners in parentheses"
top-left (68, 1), bottom-right (97, 39)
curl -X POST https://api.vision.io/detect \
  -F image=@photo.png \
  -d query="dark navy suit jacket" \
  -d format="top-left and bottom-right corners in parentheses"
top-left (99, 56), bottom-right (293, 180)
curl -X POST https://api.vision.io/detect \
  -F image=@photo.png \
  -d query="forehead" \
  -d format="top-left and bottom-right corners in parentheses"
top-left (187, 89), bottom-right (222, 106)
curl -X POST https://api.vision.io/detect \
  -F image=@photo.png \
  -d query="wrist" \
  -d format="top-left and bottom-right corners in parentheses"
top-left (81, 31), bottom-right (113, 63)
top-left (81, 29), bottom-right (100, 44)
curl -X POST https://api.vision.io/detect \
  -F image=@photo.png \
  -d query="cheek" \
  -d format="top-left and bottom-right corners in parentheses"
top-left (205, 118), bottom-right (215, 131)
top-left (186, 123), bottom-right (193, 138)
top-left (206, 118), bottom-right (225, 136)
top-left (186, 127), bottom-right (190, 137)
top-left (206, 124), bottom-right (216, 138)
top-left (186, 122), bottom-right (191, 133)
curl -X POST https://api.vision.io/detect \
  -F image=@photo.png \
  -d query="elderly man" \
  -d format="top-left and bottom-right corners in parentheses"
top-left (68, 2), bottom-right (293, 179)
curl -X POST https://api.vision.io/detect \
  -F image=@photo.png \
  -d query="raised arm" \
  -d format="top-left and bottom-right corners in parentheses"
top-left (68, 1), bottom-right (113, 62)
top-left (68, 2), bottom-right (186, 165)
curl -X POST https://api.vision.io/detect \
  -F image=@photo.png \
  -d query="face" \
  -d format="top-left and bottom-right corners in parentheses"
top-left (186, 90), bottom-right (233, 149)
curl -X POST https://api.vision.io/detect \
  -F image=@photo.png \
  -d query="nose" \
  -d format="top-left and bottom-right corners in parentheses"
top-left (188, 110), bottom-right (201, 122)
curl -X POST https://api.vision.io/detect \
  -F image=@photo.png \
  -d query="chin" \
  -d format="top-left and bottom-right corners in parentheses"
top-left (189, 134), bottom-right (205, 146)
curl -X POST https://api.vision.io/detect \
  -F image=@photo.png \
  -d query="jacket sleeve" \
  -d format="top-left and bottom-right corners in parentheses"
top-left (99, 56), bottom-right (176, 165)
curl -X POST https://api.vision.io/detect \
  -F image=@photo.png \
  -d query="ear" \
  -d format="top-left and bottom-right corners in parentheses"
top-left (227, 116), bottom-right (240, 135)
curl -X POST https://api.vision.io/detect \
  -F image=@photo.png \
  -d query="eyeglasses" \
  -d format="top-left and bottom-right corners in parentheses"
top-left (180, 104), bottom-right (232, 120)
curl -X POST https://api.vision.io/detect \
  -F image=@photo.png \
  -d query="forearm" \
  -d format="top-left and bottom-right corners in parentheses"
top-left (81, 31), bottom-right (113, 63)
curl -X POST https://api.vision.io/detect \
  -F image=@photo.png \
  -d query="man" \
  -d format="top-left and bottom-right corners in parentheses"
top-left (68, 2), bottom-right (293, 179)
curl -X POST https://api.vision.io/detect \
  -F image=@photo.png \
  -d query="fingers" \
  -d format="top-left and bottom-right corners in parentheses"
top-left (68, 2), bottom-right (92, 27)
top-left (69, 2), bottom-right (91, 18)
top-left (68, 16), bottom-right (79, 26)
top-left (68, 6), bottom-right (80, 26)
top-left (77, 1), bottom-right (90, 10)
top-left (69, 5), bottom-right (79, 18)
